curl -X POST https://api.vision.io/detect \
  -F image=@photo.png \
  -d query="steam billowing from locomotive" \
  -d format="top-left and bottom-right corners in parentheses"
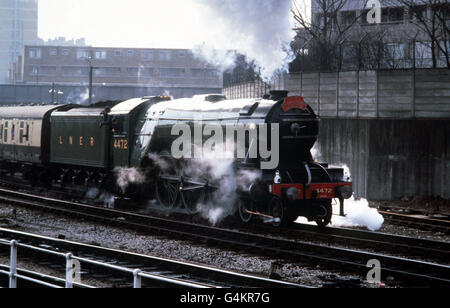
top-left (193, 0), bottom-right (295, 80)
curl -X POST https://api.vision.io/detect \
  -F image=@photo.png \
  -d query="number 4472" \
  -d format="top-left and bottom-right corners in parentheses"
top-left (114, 139), bottom-right (128, 150)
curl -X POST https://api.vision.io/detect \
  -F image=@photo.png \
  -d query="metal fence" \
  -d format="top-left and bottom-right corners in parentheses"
top-left (0, 239), bottom-right (209, 288)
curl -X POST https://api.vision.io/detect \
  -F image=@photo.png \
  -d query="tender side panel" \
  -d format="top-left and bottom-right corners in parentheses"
top-left (50, 115), bottom-right (108, 168)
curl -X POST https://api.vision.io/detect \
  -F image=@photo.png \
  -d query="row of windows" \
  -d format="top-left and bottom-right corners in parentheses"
top-left (29, 48), bottom-right (187, 61)
top-left (27, 66), bottom-right (219, 78)
top-left (0, 121), bottom-right (30, 144)
top-left (317, 3), bottom-right (450, 27)
top-left (341, 41), bottom-right (450, 61)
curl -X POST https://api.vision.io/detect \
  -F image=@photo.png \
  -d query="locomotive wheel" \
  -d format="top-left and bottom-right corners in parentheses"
top-left (154, 156), bottom-right (181, 209)
top-left (155, 178), bottom-right (179, 209)
top-left (237, 197), bottom-right (253, 223)
top-left (314, 199), bottom-right (333, 227)
top-left (269, 196), bottom-right (286, 227)
top-left (181, 187), bottom-right (205, 214)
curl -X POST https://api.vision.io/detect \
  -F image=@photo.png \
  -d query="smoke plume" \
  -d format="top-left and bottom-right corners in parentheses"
top-left (66, 87), bottom-right (90, 105)
top-left (114, 167), bottom-right (146, 193)
top-left (331, 197), bottom-right (384, 231)
top-left (193, 0), bottom-right (295, 81)
top-left (149, 150), bottom-right (262, 226)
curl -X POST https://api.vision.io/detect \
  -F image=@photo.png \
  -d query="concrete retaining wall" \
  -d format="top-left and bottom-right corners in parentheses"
top-left (224, 69), bottom-right (450, 119)
top-left (317, 119), bottom-right (450, 200)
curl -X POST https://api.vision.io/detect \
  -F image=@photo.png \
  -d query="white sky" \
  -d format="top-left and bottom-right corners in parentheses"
top-left (38, 0), bottom-right (309, 49)
top-left (38, 0), bottom-right (219, 48)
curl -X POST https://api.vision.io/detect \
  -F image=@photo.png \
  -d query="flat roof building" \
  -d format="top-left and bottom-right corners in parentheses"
top-left (16, 45), bottom-right (223, 90)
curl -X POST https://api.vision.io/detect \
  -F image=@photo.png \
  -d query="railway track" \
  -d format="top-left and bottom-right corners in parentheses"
top-left (0, 228), bottom-right (304, 288)
top-left (378, 210), bottom-right (450, 234)
top-left (254, 222), bottom-right (450, 265)
top-left (0, 187), bottom-right (449, 287)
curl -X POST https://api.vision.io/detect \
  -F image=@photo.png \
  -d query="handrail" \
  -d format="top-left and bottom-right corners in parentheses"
top-left (0, 239), bottom-right (211, 288)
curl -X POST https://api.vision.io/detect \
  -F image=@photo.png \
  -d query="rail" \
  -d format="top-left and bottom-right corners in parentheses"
top-left (0, 239), bottom-right (210, 288)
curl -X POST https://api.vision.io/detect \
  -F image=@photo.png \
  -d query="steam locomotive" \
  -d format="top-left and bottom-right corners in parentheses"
top-left (0, 91), bottom-right (352, 227)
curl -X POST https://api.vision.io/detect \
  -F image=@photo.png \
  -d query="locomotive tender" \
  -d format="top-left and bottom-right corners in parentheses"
top-left (0, 91), bottom-right (352, 227)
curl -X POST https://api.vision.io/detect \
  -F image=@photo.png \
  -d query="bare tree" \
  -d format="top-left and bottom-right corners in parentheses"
top-left (392, 0), bottom-right (450, 68)
top-left (291, 0), bottom-right (366, 71)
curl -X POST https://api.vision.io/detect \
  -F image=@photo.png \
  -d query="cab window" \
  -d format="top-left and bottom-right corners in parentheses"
top-left (111, 116), bottom-right (126, 135)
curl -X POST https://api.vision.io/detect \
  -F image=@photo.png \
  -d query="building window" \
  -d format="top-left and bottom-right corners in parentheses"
top-left (159, 68), bottom-right (185, 78)
top-left (383, 43), bottom-right (406, 68)
top-left (141, 51), bottom-right (153, 61)
top-left (61, 66), bottom-right (89, 77)
top-left (159, 51), bottom-right (172, 61)
top-left (126, 67), bottom-right (153, 77)
top-left (178, 51), bottom-right (186, 57)
top-left (28, 66), bottom-right (39, 76)
top-left (127, 67), bottom-right (139, 76)
top-left (436, 3), bottom-right (450, 20)
top-left (439, 41), bottom-right (450, 58)
top-left (410, 5), bottom-right (427, 21)
top-left (341, 11), bottom-right (356, 26)
top-left (115, 50), bottom-right (122, 56)
top-left (385, 43), bottom-right (405, 59)
top-left (29, 48), bottom-right (41, 59)
top-left (413, 41), bottom-right (432, 68)
top-left (39, 66), bottom-right (57, 76)
top-left (77, 49), bottom-right (90, 59)
top-left (62, 49), bottom-right (70, 56)
top-left (382, 7), bottom-right (404, 23)
top-left (94, 50), bottom-right (107, 59)
top-left (140, 68), bottom-right (153, 77)
top-left (316, 13), bottom-right (337, 28)
top-left (49, 49), bottom-right (57, 56)
top-left (94, 67), bottom-right (121, 77)
top-left (127, 50), bottom-right (134, 57)
top-left (191, 69), bottom-right (218, 79)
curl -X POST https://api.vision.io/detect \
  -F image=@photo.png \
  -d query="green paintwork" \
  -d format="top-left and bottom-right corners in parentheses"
top-left (50, 113), bottom-right (109, 168)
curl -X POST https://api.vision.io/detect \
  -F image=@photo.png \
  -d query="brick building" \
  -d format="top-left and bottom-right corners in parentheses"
top-left (16, 45), bottom-right (223, 89)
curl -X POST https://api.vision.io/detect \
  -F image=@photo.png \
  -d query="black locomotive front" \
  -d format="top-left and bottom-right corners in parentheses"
top-left (229, 92), bottom-right (352, 227)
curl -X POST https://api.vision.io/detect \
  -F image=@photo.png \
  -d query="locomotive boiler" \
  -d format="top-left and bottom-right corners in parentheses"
top-left (0, 91), bottom-right (352, 227)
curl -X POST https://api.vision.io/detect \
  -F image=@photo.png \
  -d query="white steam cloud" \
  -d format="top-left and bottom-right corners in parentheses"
top-left (193, 0), bottom-right (296, 81)
top-left (185, 149), bottom-right (262, 225)
top-left (192, 45), bottom-right (238, 72)
top-left (149, 149), bottom-right (261, 226)
top-left (331, 197), bottom-right (384, 231)
top-left (66, 87), bottom-right (90, 105)
top-left (304, 145), bottom-right (384, 231)
top-left (328, 162), bottom-right (383, 231)
top-left (115, 167), bottom-right (146, 193)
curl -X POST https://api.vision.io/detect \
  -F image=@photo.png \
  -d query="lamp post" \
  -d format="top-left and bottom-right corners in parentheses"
top-left (49, 83), bottom-right (63, 104)
top-left (86, 57), bottom-right (98, 106)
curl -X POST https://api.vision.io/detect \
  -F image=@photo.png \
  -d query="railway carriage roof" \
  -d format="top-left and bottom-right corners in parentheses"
top-left (0, 105), bottom-right (67, 119)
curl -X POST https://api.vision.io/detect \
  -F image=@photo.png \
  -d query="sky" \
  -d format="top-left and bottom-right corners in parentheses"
top-left (38, 0), bottom-right (307, 49)
top-left (38, 0), bottom-right (237, 49)
top-left (37, 0), bottom-right (307, 80)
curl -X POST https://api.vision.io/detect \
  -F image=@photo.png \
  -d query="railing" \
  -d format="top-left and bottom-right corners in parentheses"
top-left (0, 239), bottom-right (211, 288)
